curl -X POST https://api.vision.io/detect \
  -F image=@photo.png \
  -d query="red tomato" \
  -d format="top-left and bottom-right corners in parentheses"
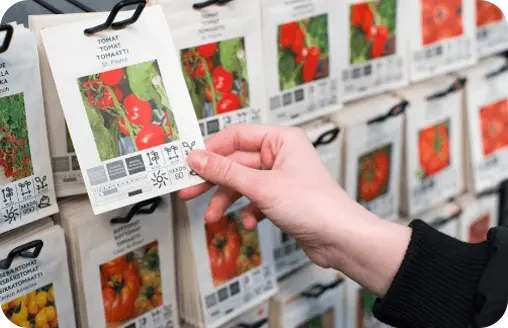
top-left (279, 22), bottom-right (298, 48)
top-left (135, 124), bottom-right (166, 150)
top-left (198, 42), bottom-right (218, 58)
top-left (213, 66), bottom-right (234, 93)
top-left (302, 47), bottom-right (320, 82)
top-left (116, 117), bottom-right (130, 136)
top-left (207, 224), bottom-right (241, 282)
top-left (100, 68), bottom-right (124, 87)
top-left (192, 58), bottom-right (214, 78)
top-left (124, 94), bottom-right (153, 126)
top-left (419, 122), bottom-right (450, 177)
top-left (97, 87), bottom-right (125, 111)
top-left (216, 93), bottom-right (240, 114)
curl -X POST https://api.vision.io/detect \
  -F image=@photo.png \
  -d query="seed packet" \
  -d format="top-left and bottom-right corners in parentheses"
top-left (29, 13), bottom-right (104, 198)
top-left (0, 222), bottom-right (76, 328)
top-left (457, 192), bottom-right (498, 243)
top-left (344, 278), bottom-right (391, 328)
top-left (396, 76), bottom-right (465, 217)
top-left (333, 95), bottom-right (405, 220)
top-left (460, 57), bottom-right (508, 193)
top-left (59, 195), bottom-right (179, 328)
top-left (476, 0), bottom-right (508, 58)
top-left (220, 302), bottom-right (268, 328)
top-left (40, 6), bottom-right (205, 214)
top-left (260, 0), bottom-right (342, 126)
top-left (269, 265), bottom-right (344, 328)
top-left (0, 23), bottom-right (58, 234)
top-left (419, 202), bottom-right (461, 238)
top-left (160, 0), bottom-right (266, 138)
top-left (340, 0), bottom-right (409, 102)
top-left (174, 192), bottom-right (277, 328)
top-left (408, 0), bottom-right (476, 82)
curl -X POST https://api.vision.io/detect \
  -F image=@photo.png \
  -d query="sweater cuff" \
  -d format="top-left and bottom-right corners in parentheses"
top-left (373, 220), bottom-right (492, 328)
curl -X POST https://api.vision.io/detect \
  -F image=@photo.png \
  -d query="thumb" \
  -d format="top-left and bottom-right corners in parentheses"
top-left (187, 149), bottom-right (262, 197)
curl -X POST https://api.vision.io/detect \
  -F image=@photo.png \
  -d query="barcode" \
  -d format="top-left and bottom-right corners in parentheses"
top-left (52, 157), bottom-right (70, 173)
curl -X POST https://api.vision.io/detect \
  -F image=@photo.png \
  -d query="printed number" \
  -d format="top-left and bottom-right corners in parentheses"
top-left (175, 172), bottom-right (184, 180)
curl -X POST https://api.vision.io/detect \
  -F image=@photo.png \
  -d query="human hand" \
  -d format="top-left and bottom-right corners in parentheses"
top-left (179, 124), bottom-right (356, 268)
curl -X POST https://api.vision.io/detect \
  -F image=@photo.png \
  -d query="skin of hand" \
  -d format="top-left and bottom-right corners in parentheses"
top-left (179, 124), bottom-right (412, 297)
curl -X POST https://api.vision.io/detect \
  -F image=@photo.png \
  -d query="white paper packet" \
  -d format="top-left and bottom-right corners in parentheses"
top-left (220, 302), bottom-right (268, 328)
top-left (419, 202), bottom-right (461, 238)
top-left (183, 192), bottom-right (278, 328)
top-left (0, 23), bottom-right (58, 234)
top-left (269, 265), bottom-right (345, 328)
top-left (460, 57), bottom-right (508, 194)
top-left (396, 76), bottom-right (465, 217)
top-left (344, 278), bottom-right (391, 328)
top-left (339, 0), bottom-right (409, 102)
top-left (333, 95), bottom-right (405, 220)
top-left (260, 0), bottom-right (343, 125)
top-left (29, 13), bottom-right (105, 198)
top-left (40, 6), bottom-right (205, 214)
top-left (457, 192), bottom-right (499, 243)
top-left (160, 0), bottom-right (266, 138)
top-left (0, 226), bottom-right (76, 328)
top-left (476, 0), bottom-right (508, 58)
top-left (59, 195), bottom-right (179, 328)
top-left (407, 0), bottom-right (477, 82)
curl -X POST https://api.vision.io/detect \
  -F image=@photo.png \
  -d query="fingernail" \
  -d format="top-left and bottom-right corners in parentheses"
top-left (187, 150), bottom-right (209, 171)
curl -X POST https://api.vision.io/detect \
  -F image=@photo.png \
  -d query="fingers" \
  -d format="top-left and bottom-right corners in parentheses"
top-left (240, 203), bottom-right (265, 230)
top-left (178, 181), bottom-right (214, 201)
top-left (205, 186), bottom-right (242, 223)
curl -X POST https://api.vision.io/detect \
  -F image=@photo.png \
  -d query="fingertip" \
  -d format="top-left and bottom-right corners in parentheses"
top-left (242, 216), bottom-right (258, 231)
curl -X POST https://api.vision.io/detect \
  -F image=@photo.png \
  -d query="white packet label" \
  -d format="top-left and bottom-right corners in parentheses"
top-left (261, 0), bottom-right (342, 126)
top-left (41, 7), bottom-right (205, 214)
top-left (340, 0), bottom-right (409, 102)
top-left (0, 228), bottom-right (76, 328)
top-left (476, 0), bottom-right (508, 58)
top-left (161, 0), bottom-right (266, 138)
top-left (408, 0), bottom-right (477, 82)
top-left (0, 24), bottom-right (58, 234)
top-left (76, 196), bottom-right (178, 328)
top-left (186, 193), bottom-right (277, 328)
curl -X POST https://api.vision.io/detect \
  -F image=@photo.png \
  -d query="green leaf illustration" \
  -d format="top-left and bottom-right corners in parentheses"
top-left (219, 38), bottom-right (242, 74)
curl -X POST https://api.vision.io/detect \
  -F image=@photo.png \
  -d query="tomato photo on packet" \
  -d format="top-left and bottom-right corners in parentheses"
top-left (350, 0), bottom-right (397, 65)
top-left (77, 60), bottom-right (180, 162)
top-left (278, 14), bottom-right (329, 90)
top-left (476, 0), bottom-right (504, 27)
top-left (180, 37), bottom-right (250, 121)
top-left (421, 0), bottom-right (464, 46)
top-left (356, 144), bottom-right (392, 203)
top-left (479, 99), bottom-right (508, 156)
top-left (418, 120), bottom-right (451, 178)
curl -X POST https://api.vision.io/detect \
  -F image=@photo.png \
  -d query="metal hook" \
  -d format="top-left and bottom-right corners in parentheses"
top-left (110, 197), bottom-right (162, 225)
top-left (193, 0), bottom-right (233, 10)
top-left (0, 24), bottom-right (14, 55)
top-left (426, 78), bottom-right (467, 101)
top-left (301, 278), bottom-right (344, 298)
top-left (367, 100), bottom-right (409, 125)
top-left (0, 240), bottom-right (44, 270)
top-left (84, 0), bottom-right (146, 36)
top-left (237, 319), bottom-right (268, 328)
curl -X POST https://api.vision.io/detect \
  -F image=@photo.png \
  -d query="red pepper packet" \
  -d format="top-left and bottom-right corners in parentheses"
top-left (0, 23), bottom-right (58, 234)
top-left (40, 6), bottom-right (205, 215)
top-left (340, 0), bottom-right (409, 102)
top-left (261, 0), bottom-right (343, 126)
top-left (475, 0), bottom-right (508, 58)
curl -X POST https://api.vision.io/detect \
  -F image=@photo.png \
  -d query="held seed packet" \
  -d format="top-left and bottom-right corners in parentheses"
top-left (41, 6), bottom-right (205, 214)
top-left (0, 222), bottom-right (77, 328)
top-left (476, 0), bottom-right (508, 58)
top-left (457, 192), bottom-right (498, 243)
top-left (333, 95), bottom-right (405, 220)
top-left (59, 195), bottom-right (179, 328)
top-left (261, 0), bottom-right (343, 126)
top-left (174, 192), bottom-right (277, 328)
top-left (269, 265), bottom-right (345, 328)
top-left (340, 0), bottom-right (409, 102)
top-left (0, 24), bottom-right (58, 234)
top-left (460, 57), bottom-right (508, 194)
top-left (396, 76), bottom-right (465, 217)
top-left (29, 13), bottom-right (105, 198)
top-left (408, 0), bottom-right (476, 82)
top-left (161, 0), bottom-right (266, 138)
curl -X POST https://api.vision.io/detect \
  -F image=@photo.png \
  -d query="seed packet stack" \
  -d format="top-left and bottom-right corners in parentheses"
top-left (0, 218), bottom-right (77, 328)
top-left (332, 94), bottom-right (405, 220)
top-left (475, 0), bottom-right (508, 58)
top-left (419, 202), bottom-right (461, 238)
top-left (0, 23), bottom-right (58, 234)
top-left (339, 0), bottom-right (409, 102)
top-left (269, 264), bottom-right (345, 328)
top-left (161, 0), bottom-right (266, 138)
top-left (58, 195), bottom-right (178, 328)
top-left (40, 6), bottom-right (205, 214)
top-left (396, 76), bottom-right (465, 217)
top-left (459, 56), bottom-right (508, 194)
top-left (174, 191), bottom-right (277, 328)
top-left (407, 0), bottom-right (477, 82)
top-left (29, 13), bottom-right (102, 198)
top-left (260, 0), bottom-right (343, 125)
top-left (457, 192), bottom-right (499, 243)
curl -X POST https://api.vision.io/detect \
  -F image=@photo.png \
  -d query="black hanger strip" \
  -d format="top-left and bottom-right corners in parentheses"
top-left (313, 127), bottom-right (340, 148)
top-left (84, 0), bottom-right (146, 36)
top-left (110, 197), bottom-right (162, 224)
top-left (32, 0), bottom-right (64, 14)
top-left (237, 318), bottom-right (268, 328)
top-left (426, 78), bottom-right (467, 101)
top-left (193, 0), bottom-right (234, 10)
top-left (367, 100), bottom-right (409, 125)
top-left (0, 24), bottom-right (14, 54)
top-left (486, 62), bottom-right (508, 79)
top-left (301, 278), bottom-right (344, 298)
top-left (477, 187), bottom-right (500, 199)
top-left (431, 209), bottom-right (463, 229)
top-left (0, 240), bottom-right (44, 270)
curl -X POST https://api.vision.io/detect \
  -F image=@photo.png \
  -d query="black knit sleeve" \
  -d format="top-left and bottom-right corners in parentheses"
top-left (373, 220), bottom-right (492, 328)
